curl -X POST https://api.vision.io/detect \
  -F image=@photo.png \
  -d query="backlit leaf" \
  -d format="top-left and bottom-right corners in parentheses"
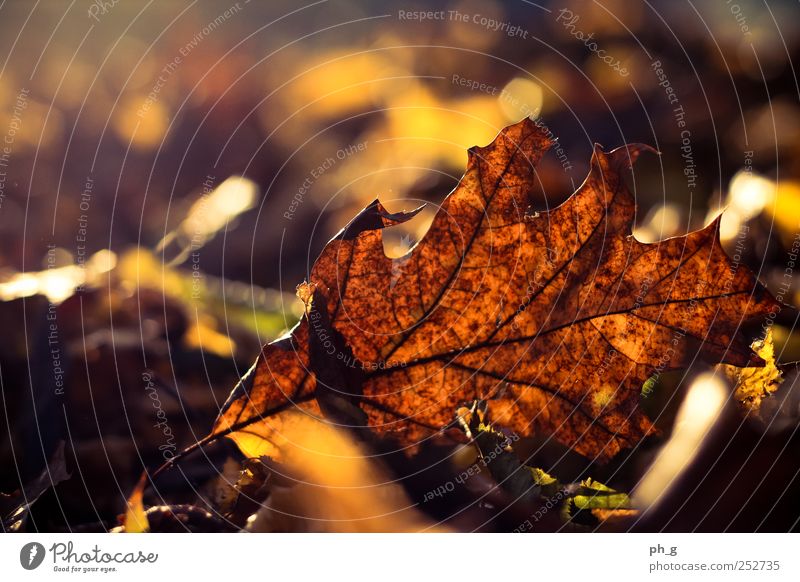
top-left (719, 328), bottom-right (783, 411)
top-left (211, 118), bottom-right (778, 463)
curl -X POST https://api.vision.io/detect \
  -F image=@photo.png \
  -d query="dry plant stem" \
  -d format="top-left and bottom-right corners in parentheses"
top-left (146, 397), bottom-right (312, 483)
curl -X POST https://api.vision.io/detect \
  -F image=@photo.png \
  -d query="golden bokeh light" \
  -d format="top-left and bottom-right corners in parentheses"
top-left (635, 373), bottom-right (728, 510)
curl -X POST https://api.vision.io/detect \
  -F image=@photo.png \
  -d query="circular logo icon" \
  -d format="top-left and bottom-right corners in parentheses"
top-left (20, 542), bottom-right (46, 570)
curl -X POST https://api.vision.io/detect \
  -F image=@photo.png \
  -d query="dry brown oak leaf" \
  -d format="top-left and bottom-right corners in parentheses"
top-left (212, 118), bottom-right (779, 462)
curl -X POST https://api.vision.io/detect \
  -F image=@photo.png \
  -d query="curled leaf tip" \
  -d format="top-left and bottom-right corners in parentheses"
top-left (296, 281), bottom-right (316, 308)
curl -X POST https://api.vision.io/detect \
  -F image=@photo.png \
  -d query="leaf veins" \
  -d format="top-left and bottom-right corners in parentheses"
top-left (212, 118), bottom-right (779, 462)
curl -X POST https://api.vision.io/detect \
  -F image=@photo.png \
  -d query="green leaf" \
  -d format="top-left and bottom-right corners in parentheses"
top-left (529, 467), bottom-right (560, 498)
top-left (571, 477), bottom-right (631, 510)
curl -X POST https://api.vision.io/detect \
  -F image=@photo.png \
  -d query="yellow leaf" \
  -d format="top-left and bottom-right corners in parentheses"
top-left (718, 329), bottom-right (783, 411)
top-left (243, 411), bottom-right (446, 532)
top-left (123, 476), bottom-right (150, 533)
top-left (184, 314), bottom-right (236, 358)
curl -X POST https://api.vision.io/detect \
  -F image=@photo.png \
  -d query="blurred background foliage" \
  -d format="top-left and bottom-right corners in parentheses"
top-left (1, 0), bottom-right (799, 531)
